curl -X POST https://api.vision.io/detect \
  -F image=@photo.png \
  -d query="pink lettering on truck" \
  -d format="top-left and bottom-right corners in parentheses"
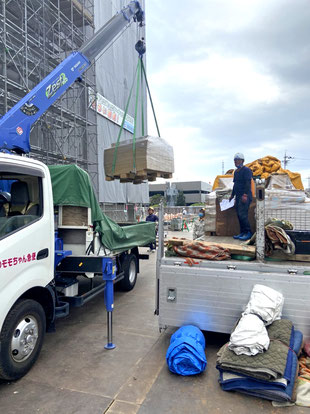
top-left (0, 253), bottom-right (36, 269)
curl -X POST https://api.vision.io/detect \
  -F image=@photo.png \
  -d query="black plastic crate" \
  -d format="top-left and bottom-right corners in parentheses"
top-left (286, 230), bottom-right (310, 255)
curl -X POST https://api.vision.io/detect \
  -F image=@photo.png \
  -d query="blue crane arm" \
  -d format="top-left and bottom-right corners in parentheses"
top-left (0, 52), bottom-right (90, 154)
top-left (0, 1), bottom-right (144, 154)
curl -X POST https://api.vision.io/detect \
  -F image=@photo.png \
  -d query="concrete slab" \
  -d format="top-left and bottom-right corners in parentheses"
top-left (137, 331), bottom-right (305, 414)
top-left (0, 379), bottom-right (111, 414)
top-left (23, 319), bottom-right (160, 398)
top-left (105, 400), bottom-right (140, 414)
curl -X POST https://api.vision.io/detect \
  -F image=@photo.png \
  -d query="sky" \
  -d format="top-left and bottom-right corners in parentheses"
top-left (145, 0), bottom-right (310, 188)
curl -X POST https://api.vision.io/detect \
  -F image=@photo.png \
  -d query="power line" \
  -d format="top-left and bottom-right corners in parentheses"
top-left (283, 151), bottom-right (310, 168)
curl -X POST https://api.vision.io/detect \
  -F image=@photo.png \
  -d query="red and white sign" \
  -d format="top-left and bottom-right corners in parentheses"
top-left (88, 88), bottom-right (134, 134)
top-left (16, 126), bottom-right (23, 135)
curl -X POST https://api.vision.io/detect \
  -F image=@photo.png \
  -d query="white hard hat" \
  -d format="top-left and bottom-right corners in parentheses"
top-left (234, 152), bottom-right (245, 160)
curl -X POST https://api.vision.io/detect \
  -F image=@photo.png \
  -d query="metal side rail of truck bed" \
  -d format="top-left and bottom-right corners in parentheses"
top-left (155, 203), bottom-right (310, 340)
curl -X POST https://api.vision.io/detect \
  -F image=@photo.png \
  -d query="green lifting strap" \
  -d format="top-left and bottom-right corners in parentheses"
top-left (140, 57), bottom-right (145, 137)
top-left (141, 58), bottom-right (161, 137)
top-left (111, 55), bottom-right (161, 177)
top-left (112, 60), bottom-right (139, 176)
top-left (132, 58), bottom-right (141, 171)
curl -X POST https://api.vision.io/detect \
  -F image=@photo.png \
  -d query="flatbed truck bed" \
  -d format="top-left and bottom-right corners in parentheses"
top-left (156, 209), bottom-right (310, 339)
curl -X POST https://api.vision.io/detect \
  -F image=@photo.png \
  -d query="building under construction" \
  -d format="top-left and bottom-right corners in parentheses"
top-left (0, 0), bottom-right (148, 221)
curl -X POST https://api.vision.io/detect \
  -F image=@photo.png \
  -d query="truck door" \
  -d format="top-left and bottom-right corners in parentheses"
top-left (0, 159), bottom-right (54, 330)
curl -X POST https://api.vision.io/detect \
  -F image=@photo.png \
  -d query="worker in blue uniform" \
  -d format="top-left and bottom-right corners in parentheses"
top-left (229, 153), bottom-right (253, 241)
top-left (146, 207), bottom-right (158, 252)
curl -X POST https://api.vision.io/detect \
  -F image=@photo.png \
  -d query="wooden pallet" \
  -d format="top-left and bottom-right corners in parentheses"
top-left (105, 169), bottom-right (173, 184)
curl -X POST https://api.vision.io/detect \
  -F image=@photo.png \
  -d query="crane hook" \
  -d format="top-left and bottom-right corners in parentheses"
top-left (135, 38), bottom-right (146, 57)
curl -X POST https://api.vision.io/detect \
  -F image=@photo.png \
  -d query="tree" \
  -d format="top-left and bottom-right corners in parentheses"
top-left (149, 194), bottom-right (166, 206)
top-left (176, 191), bottom-right (186, 206)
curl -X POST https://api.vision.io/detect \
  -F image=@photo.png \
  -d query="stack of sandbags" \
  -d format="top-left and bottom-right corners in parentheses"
top-left (245, 155), bottom-right (303, 190)
top-left (246, 156), bottom-right (281, 179)
top-left (104, 135), bottom-right (174, 184)
top-left (212, 156), bottom-right (303, 191)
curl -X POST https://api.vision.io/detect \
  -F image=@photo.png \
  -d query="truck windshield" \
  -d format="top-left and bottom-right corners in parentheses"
top-left (0, 172), bottom-right (43, 239)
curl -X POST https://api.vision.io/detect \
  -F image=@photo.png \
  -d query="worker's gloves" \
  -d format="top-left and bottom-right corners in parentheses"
top-left (241, 194), bottom-right (248, 203)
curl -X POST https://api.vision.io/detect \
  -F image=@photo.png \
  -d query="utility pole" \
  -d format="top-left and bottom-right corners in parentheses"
top-left (283, 151), bottom-right (293, 169)
top-left (222, 160), bottom-right (224, 175)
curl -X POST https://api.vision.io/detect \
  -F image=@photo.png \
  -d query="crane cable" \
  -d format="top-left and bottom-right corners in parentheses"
top-left (111, 41), bottom-right (161, 176)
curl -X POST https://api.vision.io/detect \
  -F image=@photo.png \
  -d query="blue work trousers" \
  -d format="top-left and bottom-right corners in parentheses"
top-left (235, 197), bottom-right (251, 234)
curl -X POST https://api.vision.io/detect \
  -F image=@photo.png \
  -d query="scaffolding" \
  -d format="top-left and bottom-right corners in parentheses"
top-left (0, 0), bottom-right (99, 193)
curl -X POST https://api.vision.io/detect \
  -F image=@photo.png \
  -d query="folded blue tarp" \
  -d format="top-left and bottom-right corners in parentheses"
top-left (166, 325), bottom-right (207, 376)
top-left (218, 329), bottom-right (303, 402)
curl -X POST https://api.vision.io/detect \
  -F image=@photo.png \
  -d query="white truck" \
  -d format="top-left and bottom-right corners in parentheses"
top-left (0, 2), bottom-right (154, 381)
top-left (155, 191), bottom-right (310, 338)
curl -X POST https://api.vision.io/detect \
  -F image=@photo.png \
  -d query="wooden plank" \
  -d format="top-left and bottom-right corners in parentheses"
top-left (106, 169), bottom-right (166, 183)
top-left (162, 173), bottom-right (173, 179)
top-left (168, 238), bottom-right (256, 257)
top-left (62, 206), bottom-right (88, 226)
top-left (136, 169), bottom-right (147, 176)
top-left (120, 172), bottom-right (136, 179)
top-left (271, 252), bottom-right (310, 262)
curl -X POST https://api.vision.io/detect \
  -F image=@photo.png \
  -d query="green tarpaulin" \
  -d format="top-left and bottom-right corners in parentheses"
top-left (48, 164), bottom-right (155, 251)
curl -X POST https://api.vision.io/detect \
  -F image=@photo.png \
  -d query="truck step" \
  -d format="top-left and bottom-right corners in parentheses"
top-left (55, 301), bottom-right (70, 319)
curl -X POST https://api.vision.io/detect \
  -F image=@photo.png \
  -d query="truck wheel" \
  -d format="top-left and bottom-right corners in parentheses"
top-left (119, 254), bottom-right (138, 291)
top-left (0, 299), bottom-right (46, 381)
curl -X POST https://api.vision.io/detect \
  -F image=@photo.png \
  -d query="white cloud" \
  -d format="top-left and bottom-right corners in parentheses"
top-left (150, 54), bottom-right (281, 107)
top-left (145, 0), bottom-right (310, 187)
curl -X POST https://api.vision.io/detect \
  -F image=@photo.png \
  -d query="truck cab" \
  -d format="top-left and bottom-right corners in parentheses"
top-left (0, 153), bottom-right (56, 380)
top-left (0, 1), bottom-right (147, 380)
top-left (0, 150), bottom-right (155, 381)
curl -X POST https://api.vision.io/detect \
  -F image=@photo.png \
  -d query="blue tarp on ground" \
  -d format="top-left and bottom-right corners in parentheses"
top-left (166, 325), bottom-right (207, 376)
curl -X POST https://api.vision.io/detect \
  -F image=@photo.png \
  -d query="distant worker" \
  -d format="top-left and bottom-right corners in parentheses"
top-left (182, 208), bottom-right (187, 215)
top-left (229, 153), bottom-right (253, 241)
top-left (193, 208), bottom-right (206, 240)
top-left (146, 207), bottom-right (158, 252)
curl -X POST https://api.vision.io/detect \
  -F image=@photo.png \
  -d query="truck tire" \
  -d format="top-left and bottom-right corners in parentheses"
top-left (118, 254), bottom-right (138, 291)
top-left (0, 299), bottom-right (46, 381)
